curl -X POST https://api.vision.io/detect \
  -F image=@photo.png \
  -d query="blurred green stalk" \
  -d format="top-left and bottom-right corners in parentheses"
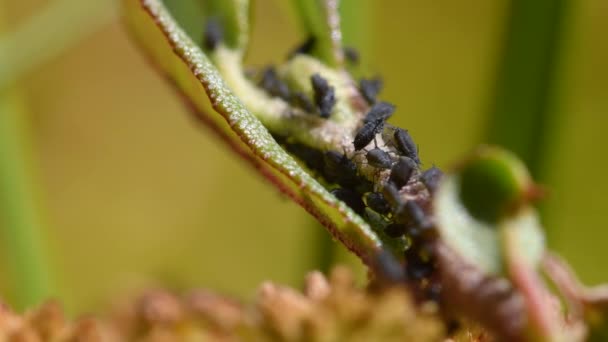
top-left (0, 0), bottom-right (115, 309)
top-left (0, 0), bottom-right (116, 91)
top-left (308, 0), bottom-right (374, 274)
top-left (339, 0), bottom-right (372, 57)
top-left (309, 217), bottom-right (334, 274)
top-left (0, 0), bottom-right (53, 310)
top-left (0, 89), bottom-right (53, 309)
top-left (485, 0), bottom-right (569, 177)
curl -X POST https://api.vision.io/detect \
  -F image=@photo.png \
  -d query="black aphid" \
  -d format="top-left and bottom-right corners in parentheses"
top-left (323, 151), bottom-right (358, 187)
top-left (331, 188), bottom-right (365, 215)
top-left (382, 182), bottom-right (403, 211)
top-left (394, 128), bottom-right (420, 164)
top-left (398, 200), bottom-right (430, 231)
top-left (292, 91), bottom-right (315, 113)
top-left (354, 178), bottom-right (375, 195)
top-left (420, 166), bottom-right (443, 194)
top-left (203, 17), bottom-right (223, 51)
top-left (343, 46), bottom-right (360, 64)
top-left (284, 143), bottom-right (325, 172)
top-left (388, 157), bottom-right (416, 188)
top-left (359, 77), bottom-right (383, 104)
top-left (404, 247), bottom-right (435, 281)
top-left (366, 148), bottom-right (393, 169)
top-left (259, 67), bottom-right (291, 101)
top-left (363, 101), bottom-right (395, 124)
top-left (364, 192), bottom-right (391, 215)
top-left (311, 74), bottom-right (336, 118)
top-left (288, 36), bottom-right (316, 59)
top-left (353, 119), bottom-right (384, 150)
top-left (375, 250), bottom-right (406, 283)
top-left (385, 223), bottom-right (406, 238)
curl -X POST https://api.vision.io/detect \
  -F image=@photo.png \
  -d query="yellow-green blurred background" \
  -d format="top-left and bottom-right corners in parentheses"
top-left (0, 0), bottom-right (606, 314)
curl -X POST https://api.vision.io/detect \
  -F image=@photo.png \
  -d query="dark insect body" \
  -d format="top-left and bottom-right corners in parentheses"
top-left (364, 192), bottom-right (391, 215)
top-left (260, 67), bottom-right (291, 101)
top-left (404, 246), bottom-right (435, 281)
top-left (353, 119), bottom-right (384, 150)
top-left (389, 157), bottom-right (416, 188)
top-left (366, 148), bottom-right (393, 169)
top-left (363, 101), bottom-right (395, 124)
top-left (359, 77), bottom-right (383, 104)
top-left (420, 166), bottom-right (443, 194)
top-left (394, 128), bottom-right (420, 164)
top-left (323, 151), bottom-right (358, 187)
top-left (331, 188), bottom-right (365, 215)
top-left (343, 46), bottom-right (360, 64)
top-left (283, 143), bottom-right (325, 172)
top-left (353, 178), bottom-right (375, 195)
top-left (398, 200), bottom-right (431, 232)
top-left (374, 250), bottom-right (406, 283)
top-left (203, 17), bottom-right (223, 51)
top-left (385, 223), bottom-right (406, 238)
top-left (292, 91), bottom-right (315, 113)
top-left (310, 74), bottom-right (336, 118)
top-left (288, 36), bottom-right (316, 59)
top-left (382, 182), bottom-right (403, 211)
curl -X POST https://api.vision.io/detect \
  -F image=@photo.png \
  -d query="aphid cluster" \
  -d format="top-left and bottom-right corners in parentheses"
top-left (257, 68), bottom-right (337, 119)
top-left (277, 40), bottom-right (442, 301)
top-left (283, 77), bottom-right (441, 303)
top-left (356, 118), bottom-right (442, 302)
top-left (204, 22), bottom-right (446, 303)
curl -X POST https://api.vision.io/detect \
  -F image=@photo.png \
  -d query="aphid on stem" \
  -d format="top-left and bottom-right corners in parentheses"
top-left (364, 192), bottom-right (391, 215)
top-left (389, 157), bottom-right (416, 189)
top-left (363, 101), bottom-right (395, 124)
top-left (331, 188), bottom-right (365, 215)
top-left (353, 119), bottom-right (384, 151)
top-left (360, 77), bottom-right (383, 105)
top-left (343, 46), bottom-right (360, 65)
top-left (394, 128), bottom-right (421, 165)
top-left (420, 166), bottom-right (443, 194)
top-left (292, 91), bottom-right (315, 113)
top-left (323, 150), bottom-right (358, 187)
top-left (365, 147), bottom-right (393, 169)
top-left (310, 73), bottom-right (336, 118)
top-left (288, 36), bottom-right (316, 59)
top-left (203, 17), bottom-right (223, 51)
top-left (259, 66), bottom-right (291, 101)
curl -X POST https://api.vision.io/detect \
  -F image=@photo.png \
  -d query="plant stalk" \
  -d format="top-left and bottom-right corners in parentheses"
top-left (485, 0), bottom-right (569, 177)
top-left (0, 89), bottom-right (53, 310)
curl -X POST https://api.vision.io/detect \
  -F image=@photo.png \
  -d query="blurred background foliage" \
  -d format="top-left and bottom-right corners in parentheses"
top-left (0, 0), bottom-right (606, 315)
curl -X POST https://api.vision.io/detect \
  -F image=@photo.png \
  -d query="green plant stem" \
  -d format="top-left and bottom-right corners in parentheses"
top-left (485, 0), bottom-right (569, 177)
top-left (289, 0), bottom-right (343, 67)
top-left (0, 2), bottom-right (59, 309)
top-left (0, 89), bottom-right (53, 310)
top-left (308, 0), bottom-right (374, 273)
top-left (339, 0), bottom-right (372, 56)
top-left (309, 218), bottom-right (334, 274)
